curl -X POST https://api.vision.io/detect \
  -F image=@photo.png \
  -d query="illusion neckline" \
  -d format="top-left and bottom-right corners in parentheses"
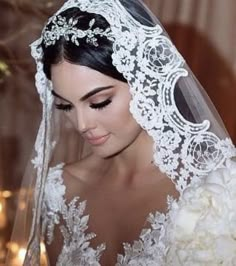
top-left (44, 163), bottom-right (180, 265)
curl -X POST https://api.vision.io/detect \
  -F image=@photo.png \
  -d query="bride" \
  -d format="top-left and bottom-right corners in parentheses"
top-left (8, 0), bottom-right (236, 265)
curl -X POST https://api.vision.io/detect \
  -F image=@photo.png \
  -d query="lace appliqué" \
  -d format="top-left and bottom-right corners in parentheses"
top-left (58, 198), bottom-right (105, 265)
top-left (42, 164), bottom-right (66, 243)
top-left (116, 197), bottom-right (174, 266)
top-left (42, 165), bottom-right (178, 265)
top-left (42, 164), bottom-right (105, 266)
top-left (42, 163), bottom-right (236, 265)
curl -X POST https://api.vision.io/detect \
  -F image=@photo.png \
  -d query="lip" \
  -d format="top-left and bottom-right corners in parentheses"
top-left (86, 134), bottom-right (110, 146)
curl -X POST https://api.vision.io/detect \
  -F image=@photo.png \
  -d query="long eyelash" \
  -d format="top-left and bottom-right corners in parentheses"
top-left (55, 103), bottom-right (73, 112)
top-left (90, 98), bottom-right (112, 110)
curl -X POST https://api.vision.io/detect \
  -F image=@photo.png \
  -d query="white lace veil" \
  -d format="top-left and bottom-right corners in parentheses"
top-left (6, 0), bottom-right (236, 265)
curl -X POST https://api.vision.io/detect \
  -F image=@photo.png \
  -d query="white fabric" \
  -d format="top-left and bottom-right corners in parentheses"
top-left (42, 164), bottom-right (171, 265)
top-left (42, 160), bottom-right (236, 265)
top-left (6, 0), bottom-right (236, 265)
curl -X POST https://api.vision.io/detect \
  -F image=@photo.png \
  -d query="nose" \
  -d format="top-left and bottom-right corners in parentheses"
top-left (76, 108), bottom-right (96, 133)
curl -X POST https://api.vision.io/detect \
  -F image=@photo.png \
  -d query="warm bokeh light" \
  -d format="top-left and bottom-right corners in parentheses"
top-left (6, 242), bottom-right (27, 265)
top-left (40, 242), bottom-right (46, 254)
top-left (6, 241), bottom-right (48, 265)
top-left (7, 242), bottom-right (19, 254)
top-left (1, 190), bottom-right (12, 198)
top-left (0, 198), bottom-right (7, 229)
top-left (0, 61), bottom-right (11, 76)
top-left (18, 248), bottom-right (27, 264)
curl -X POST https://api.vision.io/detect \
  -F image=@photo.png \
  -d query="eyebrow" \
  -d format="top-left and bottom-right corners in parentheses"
top-left (51, 85), bottom-right (114, 102)
top-left (51, 90), bottom-right (70, 102)
top-left (80, 86), bottom-right (114, 101)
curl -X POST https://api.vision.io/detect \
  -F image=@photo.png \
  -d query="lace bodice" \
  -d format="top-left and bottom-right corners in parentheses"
top-left (42, 164), bottom-right (174, 265)
top-left (42, 161), bottom-right (236, 265)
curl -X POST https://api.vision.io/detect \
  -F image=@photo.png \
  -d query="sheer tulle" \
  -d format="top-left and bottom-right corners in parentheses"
top-left (6, 0), bottom-right (236, 265)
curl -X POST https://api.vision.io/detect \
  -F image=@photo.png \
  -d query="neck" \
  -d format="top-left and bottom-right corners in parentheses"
top-left (105, 130), bottom-right (155, 183)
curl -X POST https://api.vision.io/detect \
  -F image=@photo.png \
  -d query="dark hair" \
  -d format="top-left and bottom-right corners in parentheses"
top-left (41, 0), bottom-right (154, 81)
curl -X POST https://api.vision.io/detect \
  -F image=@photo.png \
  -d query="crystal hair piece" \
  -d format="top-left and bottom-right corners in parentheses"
top-left (42, 15), bottom-right (115, 47)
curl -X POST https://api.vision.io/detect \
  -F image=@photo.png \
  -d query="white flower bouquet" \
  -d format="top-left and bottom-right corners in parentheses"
top-left (166, 159), bottom-right (236, 266)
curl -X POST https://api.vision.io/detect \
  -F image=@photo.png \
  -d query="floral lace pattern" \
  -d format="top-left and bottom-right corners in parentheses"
top-left (42, 164), bottom-right (105, 265)
top-left (116, 212), bottom-right (170, 266)
top-left (42, 164), bottom-right (173, 265)
top-left (42, 162), bottom-right (236, 265)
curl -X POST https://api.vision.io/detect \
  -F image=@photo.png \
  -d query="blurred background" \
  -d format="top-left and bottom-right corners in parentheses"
top-left (0, 0), bottom-right (235, 264)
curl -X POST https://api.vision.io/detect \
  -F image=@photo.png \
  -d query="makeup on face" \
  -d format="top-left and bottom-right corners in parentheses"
top-left (52, 86), bottom-right (114, 112)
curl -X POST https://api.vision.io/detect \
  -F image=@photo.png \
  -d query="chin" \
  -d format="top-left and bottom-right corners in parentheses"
top-left (90, 144), bottom-right (121, 159)
top-left (93, 149), bottom-right (118, 159)
top-left (94, 142), bottom-right (133, 159)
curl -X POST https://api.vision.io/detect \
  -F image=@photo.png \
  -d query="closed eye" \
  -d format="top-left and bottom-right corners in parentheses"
top-left (90, 98), bottom-right (112, 110)
top-left (55, 103), bottom-right (73, 112)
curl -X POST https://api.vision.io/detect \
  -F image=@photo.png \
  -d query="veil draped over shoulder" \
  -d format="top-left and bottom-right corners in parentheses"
top-left (7, 0), bottom-right (236, 265)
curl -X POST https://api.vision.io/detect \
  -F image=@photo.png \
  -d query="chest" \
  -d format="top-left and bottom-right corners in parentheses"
top-left (45, 168), bottom-right (179, 266)
top-left (74, 178), bottom-right (177, 265)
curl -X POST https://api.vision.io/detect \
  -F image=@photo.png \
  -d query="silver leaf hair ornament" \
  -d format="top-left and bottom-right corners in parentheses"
top-left (24, 0), bottom-right (236, 263)
top-left (42, 15), bottom-right (115, 47)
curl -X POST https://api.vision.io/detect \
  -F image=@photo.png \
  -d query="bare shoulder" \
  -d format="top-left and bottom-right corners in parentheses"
top-left (61, 154), bottom-right (106, 200)
top-left (64, 153), bottom-right (105, 181)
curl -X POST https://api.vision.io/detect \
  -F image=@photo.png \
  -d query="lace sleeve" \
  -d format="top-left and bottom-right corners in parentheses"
top-left (41, 163), bottom-right (105, 266)
top-left (41, 163), bottom-right (65, 244)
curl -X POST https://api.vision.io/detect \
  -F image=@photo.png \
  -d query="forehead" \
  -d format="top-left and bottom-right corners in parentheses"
top-left (51, 61), bottom-right (117, 93)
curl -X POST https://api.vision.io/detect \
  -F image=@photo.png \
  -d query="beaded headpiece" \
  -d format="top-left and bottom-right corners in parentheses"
top-left (42, 15), bottom-right (114, 47)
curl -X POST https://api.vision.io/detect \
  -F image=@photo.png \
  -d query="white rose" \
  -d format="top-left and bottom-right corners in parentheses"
top-left (166, 159), bottom-right (236, 265)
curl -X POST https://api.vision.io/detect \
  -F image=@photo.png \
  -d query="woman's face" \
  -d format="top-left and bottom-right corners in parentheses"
top-left (51, 61), bottom-right (142, 158)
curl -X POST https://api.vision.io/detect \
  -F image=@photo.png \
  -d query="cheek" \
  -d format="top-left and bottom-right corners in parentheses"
top-left (101, 96), bottom-right (139, 131)
top-left (63, 111), bottom-right (78, 129)
top-left (115, 96), bottom-right (134, 125)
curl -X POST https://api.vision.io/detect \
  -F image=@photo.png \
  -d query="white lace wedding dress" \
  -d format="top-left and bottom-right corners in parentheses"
top-left (41, 159), bottom-right (236, 266)
top-left (42, 163), bottom-right (175, 266)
